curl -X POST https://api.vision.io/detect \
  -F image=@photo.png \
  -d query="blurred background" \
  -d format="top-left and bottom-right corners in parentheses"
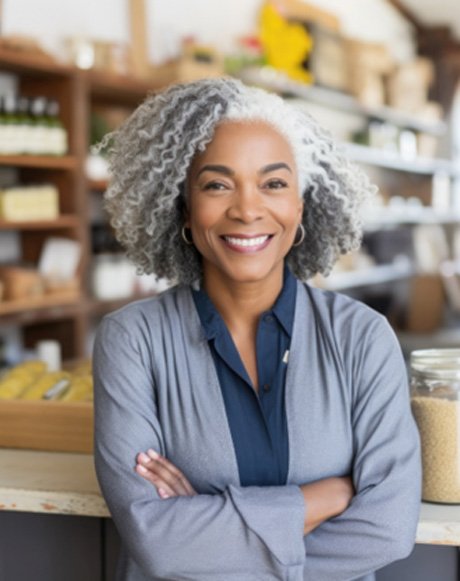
top-left (2, 2), bottom-right (460, 580)
top-left (1, 0), bottom-right (460, 367)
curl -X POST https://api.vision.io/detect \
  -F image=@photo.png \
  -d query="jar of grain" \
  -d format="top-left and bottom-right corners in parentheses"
top-left (410, 349), bottom-right (460, 503)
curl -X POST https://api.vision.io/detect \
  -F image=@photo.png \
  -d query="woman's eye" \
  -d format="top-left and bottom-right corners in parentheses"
top-left (203, 182), bottom-right (228, 191)
top-left (264, 179), bottom-right (288, 189)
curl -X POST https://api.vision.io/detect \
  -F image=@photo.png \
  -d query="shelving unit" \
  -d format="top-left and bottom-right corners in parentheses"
top-left (85, 293), bottom-right (155, 318)
top-left (315, 261), bottom-right (414, 292)
top-left (0, 155), bottom-right (79, 170)
top-left (238, 66), bottom-right (447, 135)
top-left (0, 50), bottom-right (167, 361)
top-left (0, 216), bottom-right (80, 230)
top-left (82, 69), bottom-right (165, 348)
top-left (364, 208), bottom-right (460, 229)
top-left (239, 65), bottom-right (460, 345)
top-left (87, 179), bottom-right (108, 192)
top-left (398, 327), bottom-right (460, 355)
top-left (344, 142), bottom-right (455, 175)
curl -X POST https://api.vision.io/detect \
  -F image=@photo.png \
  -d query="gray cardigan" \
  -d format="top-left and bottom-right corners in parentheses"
top-left (93, 280), bottom-right (421, 581)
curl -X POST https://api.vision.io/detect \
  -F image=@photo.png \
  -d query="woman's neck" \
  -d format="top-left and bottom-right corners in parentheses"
top-left (202, 265), bottom-right (284, 336)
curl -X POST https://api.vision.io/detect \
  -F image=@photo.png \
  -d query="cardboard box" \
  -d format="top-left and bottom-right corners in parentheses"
top-left (0, 266), bottom-right (44, 301)
top-left (388, 57), bottom-right (435, 112)
top-left (406, 275), bottom-right (445, 333)
top-left (0, 400), bottom-right (93, 453)
top-left (309, 26), bottom-right (348, 90)
top-left (345, 38), bottom-right (394, 104)
top-left (345, 38), bottom-right (394, 76)
top-left (277, 0), bottom-right (340, 32)
top-left (351, 72), bottom-right (386, 108)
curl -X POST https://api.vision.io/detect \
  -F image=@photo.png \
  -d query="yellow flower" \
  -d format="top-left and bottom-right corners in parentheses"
top-left (259, 3), bottom-right (314, 84)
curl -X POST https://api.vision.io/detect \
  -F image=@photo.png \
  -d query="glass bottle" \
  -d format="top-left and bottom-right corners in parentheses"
top-left (0, 96), bottom-right (6, 155)
top-left (3, 94), bottom-right (19, 155)
top-left (410, 348), bottom-right (460, 503)
top-left (29, 97), bottom-right (47, 155)
top-left (45, 100), bottom-right (68, 156)
top-left (16, 97), bottom-right (32, 155)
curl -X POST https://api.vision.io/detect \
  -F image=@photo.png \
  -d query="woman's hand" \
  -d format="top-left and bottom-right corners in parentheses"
top-left (301, 476), bottom-right (354, 535)
top-left (135, 448), bottom-right (197, 499)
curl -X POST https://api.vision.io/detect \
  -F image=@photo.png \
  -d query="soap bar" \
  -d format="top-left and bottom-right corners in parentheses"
top-left (0, 185), bottom-right (59, 221)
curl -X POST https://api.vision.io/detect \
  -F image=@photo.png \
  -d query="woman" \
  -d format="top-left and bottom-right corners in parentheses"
top-left (93, 77), bottom-right (421, 581)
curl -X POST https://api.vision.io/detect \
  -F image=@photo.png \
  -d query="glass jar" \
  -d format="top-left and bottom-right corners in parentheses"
top-left (410, 349), bottom-right (460, 503)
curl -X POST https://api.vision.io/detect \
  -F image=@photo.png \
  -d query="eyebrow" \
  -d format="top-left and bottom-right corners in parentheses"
top-left (196, 164), bottom-right (234, 178)
top-left (260, 162), bottom-right (292, 175)
top-left (196, 162), bottom-right (292, 178)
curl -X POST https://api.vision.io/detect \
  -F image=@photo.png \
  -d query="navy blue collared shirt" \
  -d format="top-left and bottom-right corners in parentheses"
top-left (192, 265), bottom-right (297, 487)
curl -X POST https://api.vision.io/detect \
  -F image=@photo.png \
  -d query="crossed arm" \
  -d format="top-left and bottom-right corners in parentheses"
top-left (135, 449), bottom-right (355, 535)
top-left (94, 314), bottom-right (421, 581)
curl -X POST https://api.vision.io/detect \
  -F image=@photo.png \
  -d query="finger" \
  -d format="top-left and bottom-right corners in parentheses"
top-left (136, 451), bottom-right (196, 496)
top-left (136, 452), bottom-right (189, 496)
top-left (135, 463), bottom-right (176, 497)
top-left (135, 453), bottom-right (177, 496)
top-left (146, 449), bottom-right (197, 495)
top-left (139, 450), bottom-right (193, 496)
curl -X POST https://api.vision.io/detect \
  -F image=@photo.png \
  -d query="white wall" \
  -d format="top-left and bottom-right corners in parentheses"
top-left (4, 0), bottom-right (415, 65)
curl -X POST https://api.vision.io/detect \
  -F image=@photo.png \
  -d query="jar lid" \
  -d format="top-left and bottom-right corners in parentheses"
top-left (411, 349), bottom-right (460, 381)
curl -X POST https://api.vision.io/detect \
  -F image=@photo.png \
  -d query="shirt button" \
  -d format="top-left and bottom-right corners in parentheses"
top-left (263, 384), bottom-right (270, 392)
top-left (264, 315), bottom-right (274, 323)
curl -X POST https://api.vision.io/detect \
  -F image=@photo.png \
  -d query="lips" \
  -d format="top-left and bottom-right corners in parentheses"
top-left (220, 234), bottom-right (273, 253)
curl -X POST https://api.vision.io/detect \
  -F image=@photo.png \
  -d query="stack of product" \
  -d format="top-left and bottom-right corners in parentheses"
top-left (0, 95), bottom-right (68, 156)
top-left (0, 359), bottom-right (93, 402)
top-left (0, 184), bottom-right (59, 221)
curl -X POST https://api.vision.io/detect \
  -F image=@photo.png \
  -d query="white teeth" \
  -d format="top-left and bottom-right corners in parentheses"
top-left (224, 235), bottom-right (269, 247)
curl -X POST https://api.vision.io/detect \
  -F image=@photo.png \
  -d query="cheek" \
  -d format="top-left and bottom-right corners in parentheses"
top-left (273, 198), bottom-right (303, 227)
top-left (189, 199), bottom-right (225, 237)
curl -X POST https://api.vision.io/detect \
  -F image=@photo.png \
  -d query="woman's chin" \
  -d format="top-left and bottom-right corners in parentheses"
top-left (207, 262), bottom-right (284, 286)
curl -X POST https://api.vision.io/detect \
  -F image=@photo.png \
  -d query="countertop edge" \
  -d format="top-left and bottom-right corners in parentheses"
top-left (0, 486), bottom-right (110, 518)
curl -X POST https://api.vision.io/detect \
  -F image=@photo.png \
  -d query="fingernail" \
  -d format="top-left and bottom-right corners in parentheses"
top-left (138, 453), bottom-right (150, 463)
top-left (158, 487), bottom-right (169, 498)
top-left (137, 464), bottom-right (147, 473)
top-left (147, 449), bottom-right (160, 459)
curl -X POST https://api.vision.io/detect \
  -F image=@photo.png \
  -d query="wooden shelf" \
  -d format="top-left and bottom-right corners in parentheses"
top-left (0, 155), bottom-right (78, 170)
top-left (86, 70), bottom-right (162, 107)
top-left (238, 66), bottom-right (446, 136)
top-left (0, 215), bottom-right (80, 231)
top-left (0, 47), bottom-right (73, 78)
top-left (88, 179), bottom-right (108, 192)
top-left (313, 261), bottom-right (414, 291)
top-left (344, 143), bottom-right (455, 175)
top-left (0, 293), bottom-right (81, 316)
top-left (397, 327), bottom-right (460, 354)
top-left (0, 294), bottom-right (83, 325)
top-left (364, 208), bottom-right (460, 228)
top-left (86, 292), bottom-right (156, 317)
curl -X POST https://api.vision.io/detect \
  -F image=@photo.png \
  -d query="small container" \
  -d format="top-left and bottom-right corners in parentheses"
top-left (410, 349), bottom-right (460, 503)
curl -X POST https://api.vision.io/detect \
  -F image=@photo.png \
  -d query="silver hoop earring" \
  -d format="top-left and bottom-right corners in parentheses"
top-left (292, 224), bottom-right (305, 247)
top-left (181, 226), bottom-right (194, 245)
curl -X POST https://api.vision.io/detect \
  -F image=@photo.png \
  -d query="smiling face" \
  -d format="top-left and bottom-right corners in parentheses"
top-left (185, 120), bottom-right (304, 288)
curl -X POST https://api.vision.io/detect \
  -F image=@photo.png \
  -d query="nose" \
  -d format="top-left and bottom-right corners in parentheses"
top-left (226, 186), bottom-right (265, 223)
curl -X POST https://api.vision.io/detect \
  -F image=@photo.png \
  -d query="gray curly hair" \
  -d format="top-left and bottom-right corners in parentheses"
top-left (101, 76), bottom-right (376, 285)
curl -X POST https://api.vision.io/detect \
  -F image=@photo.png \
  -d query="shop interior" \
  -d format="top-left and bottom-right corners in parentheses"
top-left (1, 0), bottom-right (460, 579)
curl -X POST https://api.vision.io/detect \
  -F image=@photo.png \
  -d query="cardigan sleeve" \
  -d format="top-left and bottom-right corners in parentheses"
top-left (93, 316), bottom-right (306, 580)
top-left (302, 316), bottom-right (422, 581)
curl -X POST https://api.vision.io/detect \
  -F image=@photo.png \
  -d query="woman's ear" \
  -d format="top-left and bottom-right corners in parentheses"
top-left (183, 207), bottom-right (190, 229)
top-left (298, 199), bottom-right (304, 220)
top-left (180, 180), bottom-right (191, 228)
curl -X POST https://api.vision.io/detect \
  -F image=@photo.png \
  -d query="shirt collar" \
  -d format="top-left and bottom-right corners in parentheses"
top-left (191, 264), bottom-right (297, 341)
top-left (191, 285), bottom-right (223, 341)
top-left (271, 264), bottom-right (297, 338)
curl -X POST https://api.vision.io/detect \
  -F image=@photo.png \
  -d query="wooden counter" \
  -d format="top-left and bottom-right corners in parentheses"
top-left (0, 448), bottom-right (459, 546)
top-left (0, 448), bottom-right (108, 517)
